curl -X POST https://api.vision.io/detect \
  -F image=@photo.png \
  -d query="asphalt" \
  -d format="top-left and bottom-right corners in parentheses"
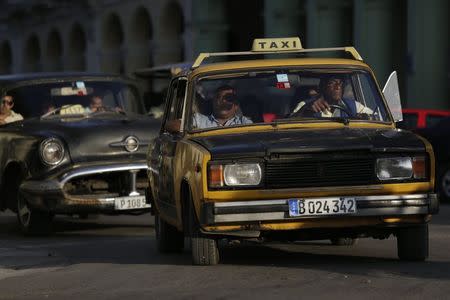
top-left (0, 206), bottom-right (449, 299)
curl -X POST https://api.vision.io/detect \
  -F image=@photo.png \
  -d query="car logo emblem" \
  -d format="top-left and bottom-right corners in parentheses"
top-left (109, 136), bottom-right (149, 152)
top-left (124, 136), bottom-right (139, 152)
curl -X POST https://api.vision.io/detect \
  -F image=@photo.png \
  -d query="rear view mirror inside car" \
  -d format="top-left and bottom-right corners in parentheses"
top-left (51, 85), bottom-right (93, 96)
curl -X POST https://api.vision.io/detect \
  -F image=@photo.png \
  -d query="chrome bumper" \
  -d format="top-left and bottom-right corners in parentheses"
top-left (201, 194), bottom-right (439, 224)
top-left (19, 162), bottom-right (150, 213)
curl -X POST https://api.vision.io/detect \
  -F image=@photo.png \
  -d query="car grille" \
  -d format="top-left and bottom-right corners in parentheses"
top-left (265, 152), bottom-right (376, 189)
top-left (63, 169), bottom-right (149, 197)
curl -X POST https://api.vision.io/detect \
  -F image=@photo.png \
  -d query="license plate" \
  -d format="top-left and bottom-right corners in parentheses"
top-left (288, 197), bottom-right (357, 217)
top-left (114, 196), bottom-right (150, 210)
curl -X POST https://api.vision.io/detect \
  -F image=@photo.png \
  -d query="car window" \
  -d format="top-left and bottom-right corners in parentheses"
top-left (165, 79), bottom-right (186, 122)
top-left (162, 78), bottom-right (186, 133)
top-left (188, 69), bottom-right (390, 131)
top-left (7, 80), bottom-right (144, 119)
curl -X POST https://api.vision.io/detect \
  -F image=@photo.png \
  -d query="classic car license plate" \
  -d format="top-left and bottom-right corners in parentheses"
top-left (288, 198), bottom-right (357, 217)
top-left (114, 196), bottom-right (150, 210)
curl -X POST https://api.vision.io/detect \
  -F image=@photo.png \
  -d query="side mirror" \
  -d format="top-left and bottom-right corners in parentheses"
top-left (382, 71), bottom-right (403, 122)
top-left (164, 119), bottom-right (181, 134)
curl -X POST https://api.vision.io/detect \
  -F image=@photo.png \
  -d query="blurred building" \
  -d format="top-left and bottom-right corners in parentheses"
top-left (0, 0), bottom-right (448, 109)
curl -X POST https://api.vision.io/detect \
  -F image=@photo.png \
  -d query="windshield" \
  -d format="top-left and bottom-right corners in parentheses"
top-left (188, 69), bottom-right (390, 131)
top-left (6, 80), bottom-right (144, 119)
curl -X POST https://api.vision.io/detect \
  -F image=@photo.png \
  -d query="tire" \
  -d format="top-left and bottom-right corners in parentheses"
top-left (186, 195), bottom-right (219, 265)
top-left (397, 224), bottom-right (429, 261)
top-left (154, 212), bottom-right (184, 253)
top-left (437, 164), bottom-right (450, 202)
top-left (17, 192), bottom-right (53, 236)
top-left (330, 238), bottom-right (357, 246)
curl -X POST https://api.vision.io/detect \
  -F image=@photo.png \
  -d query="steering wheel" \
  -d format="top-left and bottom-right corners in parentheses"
top-left (328, 104), bottom-right (353, 117)
top-left (290, 103), bottom-right (353, 118)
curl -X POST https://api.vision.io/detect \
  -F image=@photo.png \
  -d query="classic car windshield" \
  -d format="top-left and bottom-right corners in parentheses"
top-left (7, 80), bottom-right (144, 119)
top-left (188, 69), bottom-right (390, 131)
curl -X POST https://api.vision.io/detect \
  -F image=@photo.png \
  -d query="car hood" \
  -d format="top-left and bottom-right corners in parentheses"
top-left (22, 115), bottom-right (161, 163)
top-left (189, 127), bottom-right (426, 159)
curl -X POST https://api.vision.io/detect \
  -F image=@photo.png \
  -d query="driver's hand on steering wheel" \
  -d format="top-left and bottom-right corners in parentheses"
top-left (311, 96), bottom-right (331, 113)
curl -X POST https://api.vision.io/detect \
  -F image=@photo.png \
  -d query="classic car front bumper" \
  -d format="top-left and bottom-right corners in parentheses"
top-left (201, 193), bottom-right (439, 224)
top-left (19, 162), bottom-right (151, 213)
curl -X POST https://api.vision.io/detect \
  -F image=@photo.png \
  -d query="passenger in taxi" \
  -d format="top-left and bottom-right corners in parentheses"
top-left (291, 75), bottom-right (372, 118)
top-left (0, 95), bottom-right (23, 124)
top-left (192, 85), bottom-right (252, 129)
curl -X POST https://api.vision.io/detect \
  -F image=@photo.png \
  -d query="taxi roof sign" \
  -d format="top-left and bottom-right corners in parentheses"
top-left (252, 37), bottom-right (303, 52)
top-left (191, 37), bottom-right (363, 68)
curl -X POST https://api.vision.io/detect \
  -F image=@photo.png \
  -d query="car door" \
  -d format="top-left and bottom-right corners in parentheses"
top-left (155, 77), bottom-right (187, 220)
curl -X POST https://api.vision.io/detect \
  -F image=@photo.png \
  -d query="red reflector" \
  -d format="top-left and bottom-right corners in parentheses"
top-left (276, 82), bottom-right (291, 89)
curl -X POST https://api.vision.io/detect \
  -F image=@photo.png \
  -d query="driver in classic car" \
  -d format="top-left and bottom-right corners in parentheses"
top-left (86, 95), bottom-right (104, 113)
top-left (0, 95), bottom-right (23, 124)
top-left (291, 75), bottom-right (373, 118)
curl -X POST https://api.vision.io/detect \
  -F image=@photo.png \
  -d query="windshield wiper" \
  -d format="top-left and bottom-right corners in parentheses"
top-left (328, 117), bottom-right (350, 125)
top-left (274, 116), bottom-right (352, 125)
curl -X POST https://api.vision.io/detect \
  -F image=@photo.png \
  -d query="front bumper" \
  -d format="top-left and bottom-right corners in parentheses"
top-left (19, 162), bottom-right (151, 213)
top-left (201, 193), bottom-right (439, 224)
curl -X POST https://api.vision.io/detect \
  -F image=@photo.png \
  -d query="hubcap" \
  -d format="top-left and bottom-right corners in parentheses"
top-left (17, 195), bottom-right (31, 227)
top-left (442, 170), bottom-right (450, 197)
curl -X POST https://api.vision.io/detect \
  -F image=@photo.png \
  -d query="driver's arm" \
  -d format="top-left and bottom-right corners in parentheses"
top-left (310, 96), bottom-right (330, 113)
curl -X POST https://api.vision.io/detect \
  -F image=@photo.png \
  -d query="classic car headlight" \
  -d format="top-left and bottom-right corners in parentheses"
top-left (40, 138), bottom-right (65, 166)
top-left (376, 156), bottom-right (426, 180)
top-left (209, 163), bottom-right (262, 187)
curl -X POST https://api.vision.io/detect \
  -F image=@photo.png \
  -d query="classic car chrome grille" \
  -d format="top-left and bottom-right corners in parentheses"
top-left (63, 169), bottom-right (148, 197)
top-left (265, 153), bottom-right (376, 189)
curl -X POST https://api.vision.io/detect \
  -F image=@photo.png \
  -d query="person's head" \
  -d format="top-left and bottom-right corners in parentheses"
top-left (90, 95), bottom-right (103, 112)
top-left (319, 75), bottom-right (344, 104)
top-left (1, 95), bottom-right (14, 114)
top-left (212, 85), bottom-right (239, 120)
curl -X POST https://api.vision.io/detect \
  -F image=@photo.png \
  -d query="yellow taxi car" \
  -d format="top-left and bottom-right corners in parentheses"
top-left (147, 37), bottom-right (438, 265)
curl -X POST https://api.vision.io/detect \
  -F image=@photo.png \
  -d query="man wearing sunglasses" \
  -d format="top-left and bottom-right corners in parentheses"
top-left (192, 85), bottom-right (252, 129)
top-left (0, 95), bottom-right (23, 125)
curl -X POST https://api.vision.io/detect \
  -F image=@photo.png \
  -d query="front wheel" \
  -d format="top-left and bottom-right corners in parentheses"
top-left (186, 195), bottom-right (219, 265)
top-left (397, 224), bottom-right (429, 261)
top-left (438, 164), bottom-right (450, 202)
top-left (17, 193), bottom-right (53, 236)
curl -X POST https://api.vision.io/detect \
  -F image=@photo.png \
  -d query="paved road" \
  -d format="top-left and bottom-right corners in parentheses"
top-left (0, 206), bottom-right (449, 299)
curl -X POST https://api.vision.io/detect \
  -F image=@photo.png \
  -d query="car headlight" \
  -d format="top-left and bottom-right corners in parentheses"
top-left (209, 163), bottom-right (262, 187)
top-left (376, 156), bottom-right (426, 180)
top-left (40, 138), bottom-right (65, 166)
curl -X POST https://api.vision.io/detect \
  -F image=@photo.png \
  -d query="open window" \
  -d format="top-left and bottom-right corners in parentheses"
top-left (162, 78), bottom-right (187, 134)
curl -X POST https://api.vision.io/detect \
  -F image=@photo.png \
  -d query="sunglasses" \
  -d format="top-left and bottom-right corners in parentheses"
top-left (222, 93), bottom-right (238, 104)
top-left (2, 99), bottom-right (13, 106)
